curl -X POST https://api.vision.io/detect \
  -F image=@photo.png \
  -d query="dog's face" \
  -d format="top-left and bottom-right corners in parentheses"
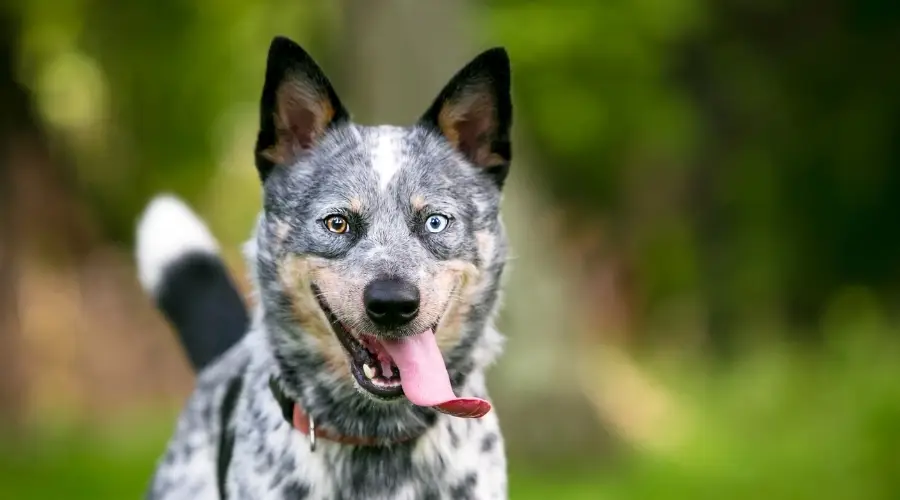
top-left (252, 37), bottom-right (511, 419)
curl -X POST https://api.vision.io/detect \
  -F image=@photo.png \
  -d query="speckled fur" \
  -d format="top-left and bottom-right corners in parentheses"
top-left (144, 37), bottom-right (513, 500)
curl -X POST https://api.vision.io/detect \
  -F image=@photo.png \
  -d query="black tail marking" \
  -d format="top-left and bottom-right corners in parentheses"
top-left (156, 252), bottom-right (249, 372)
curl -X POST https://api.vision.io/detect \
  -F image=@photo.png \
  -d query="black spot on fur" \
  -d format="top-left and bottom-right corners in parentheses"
top-left (435, 454), bottom-right (447, 475)
top-left (283, 482), bottom-right (311, 499)
top-left (450, 472), bottom-right (478, 500)
top-left (217, 372), bottom-right (244, 499)
top-left (268, 376), bottom-right (295, 424)
top-left (481, 433), bottom-right (498, 453)
top-left (341, 444), bottom-right (417, 497)
top-left (448, 424), bottom-right (460, 448)
top-left (270, 452), bottom-right (298, 491)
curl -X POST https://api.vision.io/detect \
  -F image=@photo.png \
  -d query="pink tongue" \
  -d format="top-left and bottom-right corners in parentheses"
top-left (380, 330), bottom-right (491, 419)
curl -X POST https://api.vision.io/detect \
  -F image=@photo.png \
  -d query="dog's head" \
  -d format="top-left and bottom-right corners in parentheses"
top-left (251, 37), bottom-right (511, 428)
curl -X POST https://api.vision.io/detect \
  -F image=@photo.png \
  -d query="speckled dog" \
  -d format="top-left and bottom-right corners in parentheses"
top-left (135, 36), bottom-right (513, 500)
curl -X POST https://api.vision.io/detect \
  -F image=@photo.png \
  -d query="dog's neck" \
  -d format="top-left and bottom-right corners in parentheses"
top-left (268, 374), bottom-right (429, 448)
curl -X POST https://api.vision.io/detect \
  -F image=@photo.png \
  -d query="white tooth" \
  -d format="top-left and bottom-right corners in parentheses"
top-left (363, 364), bottom-right (376, 380)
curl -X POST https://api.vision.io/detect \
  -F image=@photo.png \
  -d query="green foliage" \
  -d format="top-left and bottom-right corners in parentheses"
top-left (13, 0), bottom-right (339, 243)
top-left (489, 0), bottom-right (900, 339)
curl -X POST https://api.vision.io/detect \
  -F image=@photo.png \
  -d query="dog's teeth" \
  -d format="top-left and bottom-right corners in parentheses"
top-left (363, 364), bottom-right (376, 380)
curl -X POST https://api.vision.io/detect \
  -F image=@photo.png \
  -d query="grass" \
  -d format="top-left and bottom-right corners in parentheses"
top-left (0, 427), bottom-right (604, 499)
top-left (0, 427), bottom-right (166, 499)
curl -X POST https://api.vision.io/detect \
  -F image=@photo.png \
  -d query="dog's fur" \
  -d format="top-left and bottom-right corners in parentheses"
top-left (136, 36), bottom-right (513, 499)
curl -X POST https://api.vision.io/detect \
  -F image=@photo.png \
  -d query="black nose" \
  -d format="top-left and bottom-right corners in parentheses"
top-left (363, 278), bottom-right (420, 327)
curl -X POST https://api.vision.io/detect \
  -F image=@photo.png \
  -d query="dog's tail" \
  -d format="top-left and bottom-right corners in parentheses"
top-left (135, 194), bottom-right (249, 373)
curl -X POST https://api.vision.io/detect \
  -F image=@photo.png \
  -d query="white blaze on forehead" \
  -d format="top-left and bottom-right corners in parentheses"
top-left (370, 126), bottom-right (405, 190)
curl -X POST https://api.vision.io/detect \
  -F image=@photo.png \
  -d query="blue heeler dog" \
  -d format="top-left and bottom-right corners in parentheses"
top-left (135, 36), bottom-right (513, 499)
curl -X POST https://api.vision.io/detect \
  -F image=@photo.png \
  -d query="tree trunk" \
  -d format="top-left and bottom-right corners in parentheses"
top-left (336, 0), bottom-right (613, 462)
top-left (337, 0), bottom-right (471, 123)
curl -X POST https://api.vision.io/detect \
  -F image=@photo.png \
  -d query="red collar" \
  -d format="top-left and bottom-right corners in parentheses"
top-left (269, 376), bottom-right (419, 450)
top-left (290, 403), bottom-right (419, 448)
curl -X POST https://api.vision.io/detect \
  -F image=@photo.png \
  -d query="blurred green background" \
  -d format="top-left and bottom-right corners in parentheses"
top-left (2, 0), bottom-right (900, 498)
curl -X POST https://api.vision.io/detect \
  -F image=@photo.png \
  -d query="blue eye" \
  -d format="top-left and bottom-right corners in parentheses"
top-left (425, 214), bottom-right (449, 233)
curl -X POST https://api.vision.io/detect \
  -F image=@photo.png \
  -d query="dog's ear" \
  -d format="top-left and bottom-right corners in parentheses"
top-left (254, 36), bottom-right (349, 181)
top-left (419, 47), bottom-right (512, 188)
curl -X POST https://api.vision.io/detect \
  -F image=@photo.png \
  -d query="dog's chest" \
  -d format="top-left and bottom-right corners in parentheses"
top-left (227, 404), bottom-right (505, 499)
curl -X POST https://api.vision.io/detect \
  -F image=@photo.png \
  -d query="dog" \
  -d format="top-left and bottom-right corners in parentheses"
top-left (135, 35), bottom-right (513, 499)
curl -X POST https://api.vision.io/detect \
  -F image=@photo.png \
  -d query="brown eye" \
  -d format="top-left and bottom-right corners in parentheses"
top-left (324, 215), bottom-right (349, 234)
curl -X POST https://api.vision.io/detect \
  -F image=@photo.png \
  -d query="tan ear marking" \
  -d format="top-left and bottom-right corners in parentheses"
top-left (266, 79), bottom-right (337, 165)
top-left (435, 85), bottom-right (503, 168)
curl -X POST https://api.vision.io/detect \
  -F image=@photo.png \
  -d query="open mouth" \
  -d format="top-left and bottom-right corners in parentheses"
top-left (310, 284), bottom-right (418, 399)
top-left (309, 284), bottom-right (492, 419)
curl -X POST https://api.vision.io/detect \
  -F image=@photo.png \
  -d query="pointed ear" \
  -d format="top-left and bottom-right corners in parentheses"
top-left (419, 47), bottom-right (512, 187)
top-left (254, 36), bottom-right (349, 181)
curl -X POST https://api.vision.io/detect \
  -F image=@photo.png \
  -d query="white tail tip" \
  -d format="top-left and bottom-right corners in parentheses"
top-left (135, 194), bottom-right (219, 294)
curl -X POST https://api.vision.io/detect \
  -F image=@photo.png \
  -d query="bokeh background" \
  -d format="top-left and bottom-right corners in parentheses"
top-left (2, 0), bottom-right (900, 498)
